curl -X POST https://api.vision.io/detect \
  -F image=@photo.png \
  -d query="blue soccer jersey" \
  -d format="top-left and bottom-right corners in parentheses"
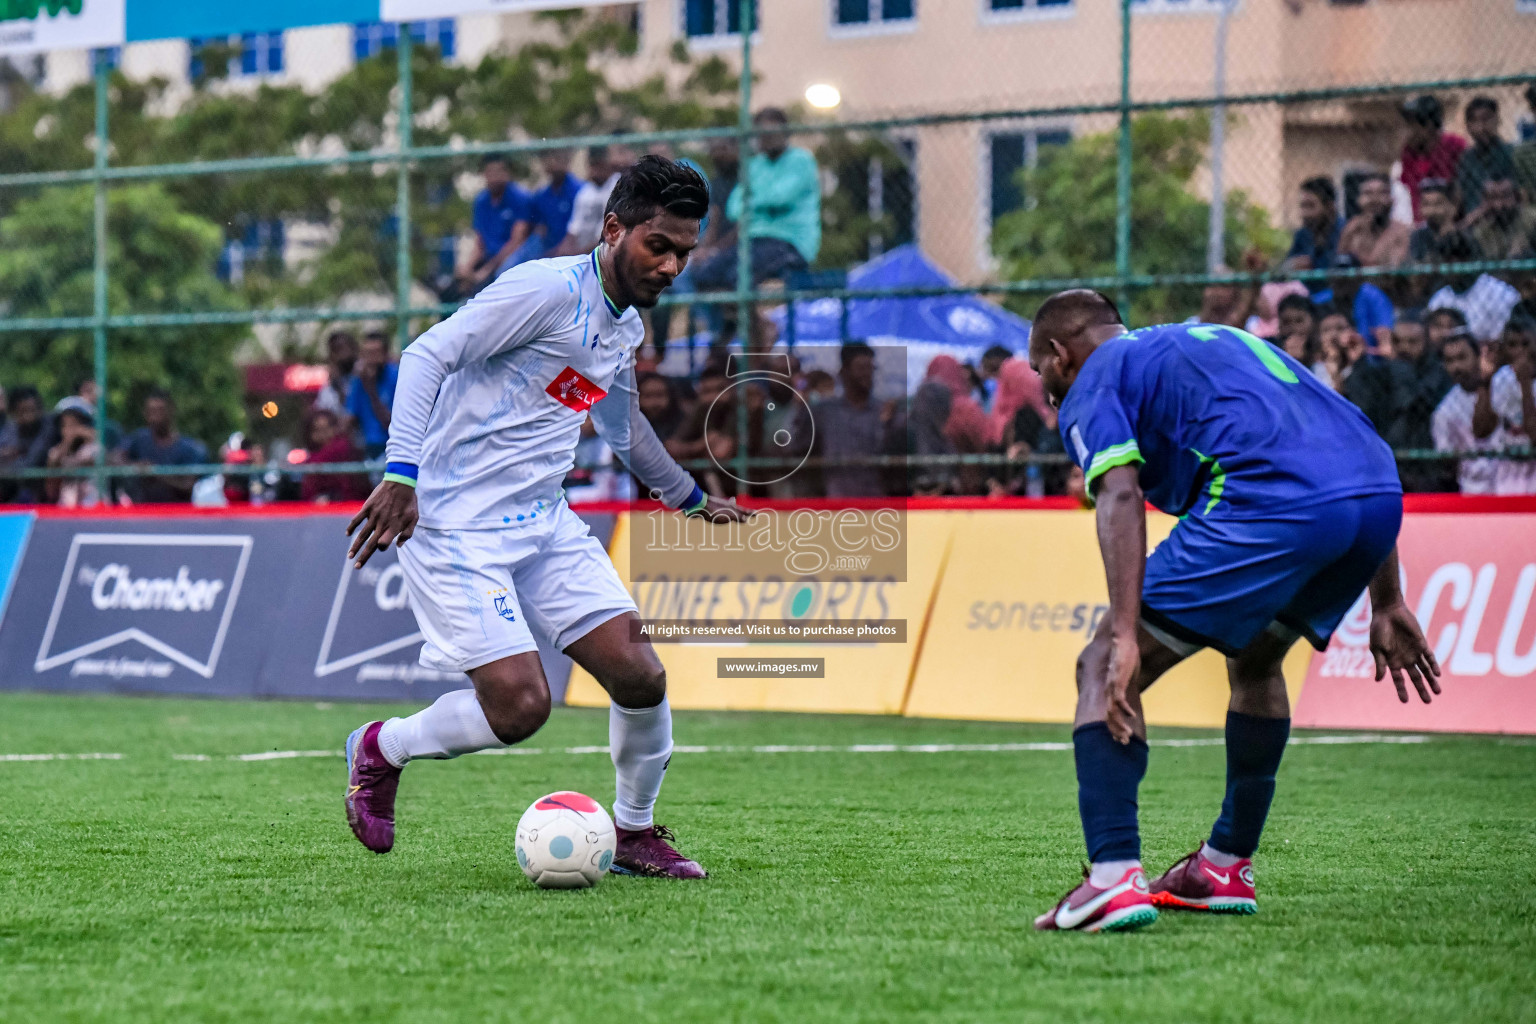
top-left (1058, 322), bottom-right (1401, 517)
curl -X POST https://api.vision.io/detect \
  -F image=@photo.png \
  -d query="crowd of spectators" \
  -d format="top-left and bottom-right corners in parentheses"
top-left (4, 91), bottom-right (1534, 505)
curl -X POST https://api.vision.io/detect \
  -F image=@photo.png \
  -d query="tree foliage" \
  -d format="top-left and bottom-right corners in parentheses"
top-left (991, 112), bottom-right (1285, 324)
top-left (0, 184), bottom-right (245, 445)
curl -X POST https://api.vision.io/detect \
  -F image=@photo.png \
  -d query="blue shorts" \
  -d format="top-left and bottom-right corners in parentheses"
top-left (1140, 492), bottom-right (1402, 658)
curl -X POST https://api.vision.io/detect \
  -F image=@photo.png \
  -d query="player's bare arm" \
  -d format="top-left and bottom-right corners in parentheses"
top-left (1091, 462), bottom-right (1148, 745)
top-left (1366, 547), bottom-right (1441, 703)
top-left (346, 478), bottom-right (418, 569)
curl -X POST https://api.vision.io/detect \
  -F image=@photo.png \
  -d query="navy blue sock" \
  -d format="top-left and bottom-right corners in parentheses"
top-left (1073, 723), bottom-right (1149, 863)
top-left (1208, 711), bottom-right (1290, 858)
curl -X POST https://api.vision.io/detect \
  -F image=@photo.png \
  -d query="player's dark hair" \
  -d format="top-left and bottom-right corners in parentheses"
top-left (1300, 176), bottom-right (1337, 208)
top-left (840, 340), bottom-right (876, 370)
top-left (1276, 294), bottom-right (1317, 319)
top-left (1418, 177), bottom-right (1453, 199)
top-left (1031, 289), bottom-right (1123, 346)
top-left (605, 154), bottom-right (710, 228)
top-left (1466, 95), bottom-right (1498, 119)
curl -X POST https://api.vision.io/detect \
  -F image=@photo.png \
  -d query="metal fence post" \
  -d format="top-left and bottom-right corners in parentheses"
top-left (395, 28), bottom-right (414, 355)
top-left (734, 0), bottom-right (754, 489)
top-left (92, 56), bottom-right (110, 495)
top-left (1115, 0), bottom-right (1133, 311)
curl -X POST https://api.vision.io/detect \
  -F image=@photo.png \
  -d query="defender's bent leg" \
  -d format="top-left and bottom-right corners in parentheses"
top-left (565, 611), bottom-right (703, 878)
top-left (1072, 625), bottom-right (1188, 883)
top-left (1209, 627), bottom-right (1293, 862)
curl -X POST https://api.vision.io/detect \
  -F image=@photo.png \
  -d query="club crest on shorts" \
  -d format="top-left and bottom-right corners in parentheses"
top-left (546, 366), bottom-right (608, 412)
top-left (487, 587), bottom-right (516, 622)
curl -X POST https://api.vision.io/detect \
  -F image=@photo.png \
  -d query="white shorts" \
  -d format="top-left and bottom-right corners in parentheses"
top-left (397, 501), bottom-right (636, 674)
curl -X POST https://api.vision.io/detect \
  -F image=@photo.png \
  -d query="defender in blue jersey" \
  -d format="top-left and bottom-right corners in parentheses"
top-left (1026, 291), bottom-right (1440, 934)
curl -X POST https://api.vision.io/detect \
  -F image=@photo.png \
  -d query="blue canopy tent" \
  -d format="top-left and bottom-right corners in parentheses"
top-left (765, 245), bottom-right (1033, 393)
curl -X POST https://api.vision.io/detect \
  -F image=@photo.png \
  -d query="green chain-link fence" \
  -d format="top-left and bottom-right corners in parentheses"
top-left (1, 0), bottom-right (1534, 501)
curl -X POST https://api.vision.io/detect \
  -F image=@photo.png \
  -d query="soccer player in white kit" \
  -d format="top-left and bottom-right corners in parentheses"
top-left (342, 157), bottom-right (749, 876)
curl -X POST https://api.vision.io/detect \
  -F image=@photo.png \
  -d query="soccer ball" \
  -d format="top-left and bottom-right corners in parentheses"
top-left (515, 791), bottom-right (616, 889)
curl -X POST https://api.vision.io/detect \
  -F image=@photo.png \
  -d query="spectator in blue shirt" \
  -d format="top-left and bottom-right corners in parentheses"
top-left (1282, 176), bottom-right (1342, 292)
top-left (508, 150), bottom-right (585, 268)
top-left (458, 154), bottom-right (530, 293)
top-left (346, 331), bottom-right (397, 460)
top-left (115, 389), bottom-right (208, 504)
top-left (1316, 254), bottom-right (1397, 352)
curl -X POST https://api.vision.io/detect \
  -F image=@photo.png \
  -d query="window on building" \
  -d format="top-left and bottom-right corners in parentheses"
top-left (91, 47), bottom-right (120, 72)
top-left (835, 0), bottom-right (915, 26)
top-left (825, 138), bottom-right (917, 263)
top-left (684, 0), bottom-right (758, 39)
top-left (987, 0), bottom-right (1073, 14)
top-left (988, 128), bottom-right (1069, 227)
top-left (189, 32), bottom-right (283, 80)
top-left (352, 20), bottom-right (457, 62)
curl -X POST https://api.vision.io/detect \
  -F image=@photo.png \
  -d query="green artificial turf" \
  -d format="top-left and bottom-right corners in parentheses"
top-left (1, 692), bottom-right (1533, 1023)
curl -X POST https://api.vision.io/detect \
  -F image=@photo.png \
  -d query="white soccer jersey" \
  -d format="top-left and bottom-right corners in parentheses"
top-left (385, 251), bottom-right (697, 528)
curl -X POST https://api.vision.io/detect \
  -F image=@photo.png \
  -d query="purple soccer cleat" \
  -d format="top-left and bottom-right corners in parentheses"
top-left (611, 824), bottom-right (708, 879)
top-left (345, 721), bottom-right (401, 854)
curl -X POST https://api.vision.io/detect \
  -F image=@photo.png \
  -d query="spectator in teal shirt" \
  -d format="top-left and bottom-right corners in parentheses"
top-left (694, 108), bottom-right (820, 297)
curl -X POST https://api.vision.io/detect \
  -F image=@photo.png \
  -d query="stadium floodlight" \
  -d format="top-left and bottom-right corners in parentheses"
top-left (804, 83), bottom-right (841, 110)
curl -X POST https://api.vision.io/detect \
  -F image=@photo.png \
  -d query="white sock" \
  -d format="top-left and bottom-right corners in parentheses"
top-left (1201, 842), bottom-right (1245, 867)
top-left (610, 698), bottom-right (673, 831)
top-left (377, 689), bottom-right (505, 767)
top-left (1089, 859), bottom-right (1142, 888)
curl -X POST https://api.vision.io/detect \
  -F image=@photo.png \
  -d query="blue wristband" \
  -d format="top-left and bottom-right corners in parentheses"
top-left (680, 484), bottom-right (706, 514)
top-left (384, 461), bottom-right (418, 482)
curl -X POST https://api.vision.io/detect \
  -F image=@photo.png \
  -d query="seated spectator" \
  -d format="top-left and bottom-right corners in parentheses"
top-left (1195, 251), bottom-right (1265, 328)
top-left (1399, 95), bottom-right (1468, 222)
top-left (1469, 176), bottom-right (1536, 259)
top-left (801, 369), bottom-right (836, 403)
top-left (1426, 271), bottom-right (1520, 345)
top-left (907, 381), bottom-right (955, 496)
top-left (1273, 294), bottom-right (1331, 385)
top-left (1408, 179), bottom-right (1482, 304)
top-left (1425, 307), bottom-right (1471, 353)
top-left (115, 389), bottom-right (208, 504)
top-left (1516, 83), bottom-right (1536, 201)
top-left (555, 143), bottom-right (636, 257)
top-left (314, 331), bottom-right (358, 420)
top-left (456, 154), bottom-right (531, 293)
top-left (300, 409), bottom-right (367, 504)
top-left (1433, 330), bottom-right (1508, 494)
top-left (1487, 315), bottom-right (1536, 493)
top-left (346, 331), bottom-right (397, 460)
top-left (784, 341), bottom-right (901, 498)
top-left (1339, 171), bottom-right (1411, 270)
top-left (512, 150), bottom-right (584, 267)
top-left (692, 109), bottom-right (820, 344)
top-left (43, 397), bottom-right (101, 507)
top-left (1246, 279), bottom-right (1309, 339)
top-left (1390, 315), bottom-right (1456, 492)
top-left (1319, 310), bottom-right (1410, 443)
top-left (985, 358), bottom-right (1064, 497)
top-left (636, 372), bottom-right (686, 442)
top-left (1320, 254), bottom-right (1395, 352)
top-left (977, 344), bottom-right (1013, 411)
top-left (664, 364), bottom-right (763, 497)
top-left (1281, 176), bottom-right (1342, 291)
top-left (922, 354), bottom-right (989, 494)
top-left (1456, 96), bottom-right (1517, 218)
top-left (0, 385), bottom-right (49, 503)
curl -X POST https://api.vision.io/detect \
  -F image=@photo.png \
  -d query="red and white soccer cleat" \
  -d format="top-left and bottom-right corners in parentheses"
top-left (611, 824), bottom-right (707, 879)
top-left (1148, 848), bottom-right (1257, 914)
top-left (1033, 865), bottom-right (1158, 933)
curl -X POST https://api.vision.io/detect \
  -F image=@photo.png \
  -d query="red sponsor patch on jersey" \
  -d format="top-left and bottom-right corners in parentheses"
top-left (535, 791), bottom-right (601, 813)
top-left (545, 366), bottom-right (608, 412)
